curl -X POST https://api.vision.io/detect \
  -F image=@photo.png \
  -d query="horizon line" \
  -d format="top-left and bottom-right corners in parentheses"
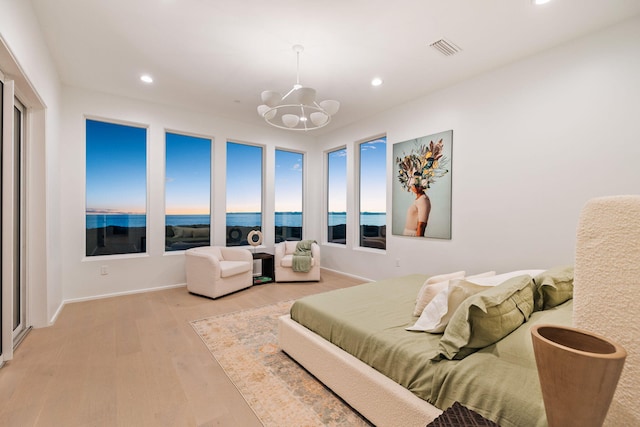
top-left (87, 211), bottom-right (387, 215)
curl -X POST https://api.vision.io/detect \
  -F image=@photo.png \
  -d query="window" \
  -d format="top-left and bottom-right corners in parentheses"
top-left (165, 132), bottom-right (211, 251)
top-left (86, 119), bottom-right (147, 256)
top-left (359, 136), bottom-right (387, 249)
top-left (327, 147), bottom-right (347, 244)
top-left (226, 142), bottom-right (263, 246)
top-left (275, 149), bottom-right (303, 242)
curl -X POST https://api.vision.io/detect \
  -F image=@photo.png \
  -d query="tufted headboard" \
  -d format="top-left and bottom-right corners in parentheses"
top-left (573, 195), bottom-right (640, 425)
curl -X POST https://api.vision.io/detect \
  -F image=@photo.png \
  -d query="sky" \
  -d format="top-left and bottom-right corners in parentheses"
top-left (359, 137), bottom-right (386, 212)
top-left (327, 147), bottom-right (347, 212)
top-left (165, 132), bottom-right (211, 215)
top-left (275, 149), bottom-right (303, 212)
top-left (226, 141), bottom-right (263, 212)
top-left (328, 136), bottom-right (387, 213)
top-left (86, 120), bottom-right (214, 215)
top-left (86, 119), bottom-right (147, 214)
top-left (86, 120), bottom-right (386, 216)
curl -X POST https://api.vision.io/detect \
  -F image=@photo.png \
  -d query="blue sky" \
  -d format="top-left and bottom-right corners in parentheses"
top-left (86, 120), bottom-right (386, 215)
top-left (275, 149), bottom-right (303, 212)
top-left (328, 148), bottom-right (347, 212)
top-left (327, 137), bottom-right (387, 213)
top-left (86, 119), bottom-right (147, 214)
top-left (359, 137), bottom-right (386, 213)
top-left (166, 132), bottom-right (211, 215)
top-left (226, 142), bottom-right (262, 213)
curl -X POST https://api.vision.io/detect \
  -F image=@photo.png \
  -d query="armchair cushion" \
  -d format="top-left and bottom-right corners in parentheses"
top-left (219, 260), bottom-right (252, 278)
top-left (280, 255), bottom-right (315, 268)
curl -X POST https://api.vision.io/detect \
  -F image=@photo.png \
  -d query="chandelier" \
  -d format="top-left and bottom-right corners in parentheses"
top-left (257, 45), bottom-right (340, 131)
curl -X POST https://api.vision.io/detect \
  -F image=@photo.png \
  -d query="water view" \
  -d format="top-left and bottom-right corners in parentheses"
top-left (86, 211), bottom-right (386, 253)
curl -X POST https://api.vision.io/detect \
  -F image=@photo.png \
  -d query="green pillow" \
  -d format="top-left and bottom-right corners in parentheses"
top-left (435, 275), bottom-right (536, 360)
top-left (533, 265), bottom-right (574, 310)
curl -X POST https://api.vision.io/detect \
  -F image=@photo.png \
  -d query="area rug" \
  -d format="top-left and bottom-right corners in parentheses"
top-left (190, 301), bottom-right (371, 427)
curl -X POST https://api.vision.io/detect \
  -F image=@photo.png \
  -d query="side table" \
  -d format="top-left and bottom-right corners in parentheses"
top-left (252, 252), bottom-right (274, 284)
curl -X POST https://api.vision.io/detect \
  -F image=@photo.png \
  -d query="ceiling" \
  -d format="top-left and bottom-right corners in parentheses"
top-left (31, 0), bottom-right (640, 134)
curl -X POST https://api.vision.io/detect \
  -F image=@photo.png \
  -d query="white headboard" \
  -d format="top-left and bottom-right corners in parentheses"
top-left (574, 195), bottom-right (640, 425)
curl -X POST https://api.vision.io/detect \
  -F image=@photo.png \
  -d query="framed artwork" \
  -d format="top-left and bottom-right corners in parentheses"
top-left (392, 130), bottom-right (452, 239)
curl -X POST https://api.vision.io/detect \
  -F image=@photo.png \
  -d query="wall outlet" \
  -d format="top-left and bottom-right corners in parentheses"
top-left (100, 265), bottom-right (109, 275)
top-left (395, 258), bottom-right (400, 267)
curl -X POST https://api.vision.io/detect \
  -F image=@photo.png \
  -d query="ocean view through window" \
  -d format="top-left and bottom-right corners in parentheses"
top-left (327, 147), bottom-right (347, 244)
top-left (275, 149), bottom-right (303, 242)
top-left (86, 119), bottom-right (147, 256)
top-left (165, 132), bottom-right (211, 251)
top-left (226, 142), bottom-right (263, 246)
top-left (359, 136), bottom-right (387, 249)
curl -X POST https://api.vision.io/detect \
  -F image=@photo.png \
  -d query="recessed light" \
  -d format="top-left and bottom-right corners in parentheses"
top-left (371, 77), bottom-right (383, 87)
top-left (140, 74), bottom-right (153, 83)
top-left (533, 0), bottom-right (551, 5)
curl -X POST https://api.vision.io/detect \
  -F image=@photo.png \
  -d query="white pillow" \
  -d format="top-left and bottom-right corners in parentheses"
top-left (413, 280), bottom-right (450, 316)
top-left (413, 271), bottom-right (465, 316)
top-left (407, 279), bottom-right (487, 333)
top-left (466, 269), bottom-right (545, 286)
top-left (464, 271), bottom-right (496, 280)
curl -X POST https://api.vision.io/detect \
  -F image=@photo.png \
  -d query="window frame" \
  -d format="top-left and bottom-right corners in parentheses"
top-left (225, 140), bottom-right (264, 247)
top-left (325, 145), bottom-right (348, 246)
top-left (164, 130), bottom-right (213, 252)
top-left (274, 148), bottom-right (305, 243)
top-left (357, 135), bottom-right (387, 251)
top-left (84, 117), bottom-right (149, 258)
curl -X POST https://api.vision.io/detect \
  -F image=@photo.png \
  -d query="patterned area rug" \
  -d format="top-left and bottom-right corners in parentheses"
top-left (190, 301), bottom-right (371, 427)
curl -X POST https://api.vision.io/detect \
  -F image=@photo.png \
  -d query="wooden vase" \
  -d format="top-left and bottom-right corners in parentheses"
top-left (531, 324), bottom-right (626, 427)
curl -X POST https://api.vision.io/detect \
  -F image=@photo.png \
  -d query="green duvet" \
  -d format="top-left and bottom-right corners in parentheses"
top-left (290, 274), bottom-right (572, 427)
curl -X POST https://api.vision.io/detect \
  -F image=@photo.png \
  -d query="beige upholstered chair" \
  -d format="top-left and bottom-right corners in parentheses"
top-left (185, 246), bottom-right (253, 298)
top-left (274, 241), bottom-right (321, 282)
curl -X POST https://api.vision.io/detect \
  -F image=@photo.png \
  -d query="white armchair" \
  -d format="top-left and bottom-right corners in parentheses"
top-left (185, 246), bottom-right (253, 298)
top-left (274, 241), bottom-right (321, 282)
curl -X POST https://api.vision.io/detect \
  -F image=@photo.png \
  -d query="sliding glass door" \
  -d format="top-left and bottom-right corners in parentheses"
top-left (11, 99), bottom-right (25, 345)
top-left (0, 71), bottom-right (27, 365)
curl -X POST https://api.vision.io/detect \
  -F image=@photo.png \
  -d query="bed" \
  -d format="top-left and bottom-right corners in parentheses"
top-left (279, 195), bottom-right (640, 427)
top-left (280, 271), bottom-right (571, 426)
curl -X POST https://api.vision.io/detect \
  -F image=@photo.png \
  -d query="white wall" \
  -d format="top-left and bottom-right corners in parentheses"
top-left (317, 16), bottom-right (640, 280)
top-left (60, 87), bottom-right (315, 301)
top-left (0, 0), bottom-right (63, 327)
top-left (59, 15), bottom-right (640, 303)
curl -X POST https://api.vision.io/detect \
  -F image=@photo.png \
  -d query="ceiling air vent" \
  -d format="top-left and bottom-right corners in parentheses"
top-left (429, 39), bottom-right (462, 57)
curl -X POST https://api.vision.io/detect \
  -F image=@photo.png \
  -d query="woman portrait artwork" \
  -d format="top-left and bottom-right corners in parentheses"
top-left (393, 133), bottom-right (451, 238)
top-left (402, 174), bottom-right (431, 236)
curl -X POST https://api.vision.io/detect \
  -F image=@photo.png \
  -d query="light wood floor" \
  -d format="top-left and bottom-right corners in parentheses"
top-left (0, 270), bottom-right (365, 427)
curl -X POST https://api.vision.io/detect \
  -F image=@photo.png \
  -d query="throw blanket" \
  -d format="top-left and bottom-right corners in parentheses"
top-left (292, 240), bottom-right (316, 272)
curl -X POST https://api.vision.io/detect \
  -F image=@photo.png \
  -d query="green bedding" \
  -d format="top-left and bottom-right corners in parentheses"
top-left (290, 274), bottom-right (573, 427)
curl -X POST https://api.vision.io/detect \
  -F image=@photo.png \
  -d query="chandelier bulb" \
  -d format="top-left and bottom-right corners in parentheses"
top-left (282, 114), bottom-right (300, 128)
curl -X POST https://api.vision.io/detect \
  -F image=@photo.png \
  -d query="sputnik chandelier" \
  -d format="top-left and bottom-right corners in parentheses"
top-left (258, 45), bottom-right (340, 131)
